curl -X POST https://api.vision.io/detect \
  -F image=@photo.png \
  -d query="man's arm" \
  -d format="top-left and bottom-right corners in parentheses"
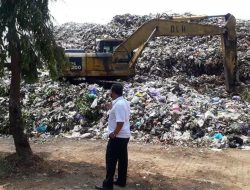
top-left (110, 122), bottom-right (124, 138)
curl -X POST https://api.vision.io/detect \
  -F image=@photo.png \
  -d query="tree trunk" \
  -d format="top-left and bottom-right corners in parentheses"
top-left (9, 43), bottom-right (33, 160)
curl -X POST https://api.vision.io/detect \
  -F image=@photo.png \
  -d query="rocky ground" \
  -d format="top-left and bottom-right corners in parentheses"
top-left (0, 14), bottom-right (250, 149)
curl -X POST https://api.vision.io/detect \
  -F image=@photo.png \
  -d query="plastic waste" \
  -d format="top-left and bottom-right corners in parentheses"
top-left (91, 98), bottom-right (98, 108)
top-left (88, 86), bottom-right (97, 95)
top-left (148, 88), bottom-right (160, 97)
top-left (232, 96), bottom-right (241, 101)
top-left (213, 133), bottom-right (223, 140)
top-left (158, 96), bottom-right (166, 103)
top-left (241, 124), bottom-right (250, 136)
top-left (172, 104), bottom-right (180, 113)
top-left (228, 136), bottom-right (243, 148)
top-left (205, 110), bottom-right (215, 119)
top-left (211, 97), bottom-right (221, 105)
top-left (191, 126), bottom-right (205, 139)
top-left (36, 123), bottom-right (47, 133)
top-left (135, 121), bottom-right (142, 129)
top-left (88, 93), bottom-right (97, 100)
top-left (74, 113), bottom-right (84, 121)
top-left (135, 92), bottom-right (144, 97)
top-left (131, 96), bottom-right (140, 104)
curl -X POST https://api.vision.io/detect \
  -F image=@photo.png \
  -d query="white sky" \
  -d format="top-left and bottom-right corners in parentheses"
top-left (49, 0), bottom-right (250, 25)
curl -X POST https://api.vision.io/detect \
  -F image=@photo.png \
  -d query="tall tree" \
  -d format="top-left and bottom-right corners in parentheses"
top-left (0, 0), bottom-right (64, 160)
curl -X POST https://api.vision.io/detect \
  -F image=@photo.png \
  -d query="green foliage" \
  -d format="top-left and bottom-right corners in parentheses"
top-left (0, 0), bottom-right (66, 82)
top-left (76, 95), bottom-right (102, 122)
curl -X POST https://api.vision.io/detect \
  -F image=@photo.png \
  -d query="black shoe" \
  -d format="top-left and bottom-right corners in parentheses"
top-left (95, 185), bottom-right (113, 190)
top-left (113, 181), bottom-right (126, 187)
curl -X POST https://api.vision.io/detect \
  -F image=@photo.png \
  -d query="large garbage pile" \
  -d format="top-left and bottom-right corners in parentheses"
top-left (0, 70), bottom-right (249, 148)
top-left (0, 14), bottom-right (250, 149)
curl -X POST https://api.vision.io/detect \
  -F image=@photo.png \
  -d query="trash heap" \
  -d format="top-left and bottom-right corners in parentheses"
top-left (121, 80), bottom-right (249, 148)
top-left (0, 14), bottom-right (250, 149)
top-left (1, 72), bottom-right (250, 148)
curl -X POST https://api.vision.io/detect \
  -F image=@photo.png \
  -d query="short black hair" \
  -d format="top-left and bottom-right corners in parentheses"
top-left (111, 83), bottom-right (123, 96)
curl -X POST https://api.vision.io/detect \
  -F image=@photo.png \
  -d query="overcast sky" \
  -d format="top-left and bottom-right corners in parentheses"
top-left (49, 0), bottom-right (250, 25)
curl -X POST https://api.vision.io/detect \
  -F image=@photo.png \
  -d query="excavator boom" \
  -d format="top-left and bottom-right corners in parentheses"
top-left (112, 14), bottom-right (237, 91)
top-left (112, 19), bottom-right (225, 61)
top-left (170, 14), bottom-right (226, 22)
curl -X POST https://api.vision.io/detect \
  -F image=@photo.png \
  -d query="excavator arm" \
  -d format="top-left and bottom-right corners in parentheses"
top-left (112, 14), bottom-right (237, 91)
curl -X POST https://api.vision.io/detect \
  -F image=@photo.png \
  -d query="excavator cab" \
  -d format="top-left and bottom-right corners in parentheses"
top-left (95, 39), bottom-right (134, 62)
top-left (96, 39), bottom-right (123, 53)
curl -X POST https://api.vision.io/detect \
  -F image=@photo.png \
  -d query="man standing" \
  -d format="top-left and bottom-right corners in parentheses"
top-left (96, 83), bottom-right (131, 190)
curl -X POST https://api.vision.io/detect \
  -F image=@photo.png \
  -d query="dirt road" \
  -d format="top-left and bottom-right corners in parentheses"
top-left (0, 138), bottom-right (250, 190)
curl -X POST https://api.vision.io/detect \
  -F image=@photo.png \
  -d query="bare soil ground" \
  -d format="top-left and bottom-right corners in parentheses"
top-left (0, 138), bottom-right (250, 190)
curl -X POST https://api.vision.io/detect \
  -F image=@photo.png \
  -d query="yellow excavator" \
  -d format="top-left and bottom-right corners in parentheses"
top-left (62, 13), bottom-right (237, 91)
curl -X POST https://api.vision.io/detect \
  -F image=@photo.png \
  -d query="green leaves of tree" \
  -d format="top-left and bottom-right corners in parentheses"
top-left (0, 0), bottom-right (65, 82)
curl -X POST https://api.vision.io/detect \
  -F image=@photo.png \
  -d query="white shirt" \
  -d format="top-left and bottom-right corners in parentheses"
top-left (108, 96), bottom-right (131, 138)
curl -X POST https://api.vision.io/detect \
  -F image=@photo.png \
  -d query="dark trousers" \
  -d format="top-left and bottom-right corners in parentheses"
top-left (102, 137), bottom-right (129, 188)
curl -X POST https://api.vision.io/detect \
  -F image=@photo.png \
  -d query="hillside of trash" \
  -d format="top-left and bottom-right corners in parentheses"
top-left (0, 14), bottom-right (249, 149)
